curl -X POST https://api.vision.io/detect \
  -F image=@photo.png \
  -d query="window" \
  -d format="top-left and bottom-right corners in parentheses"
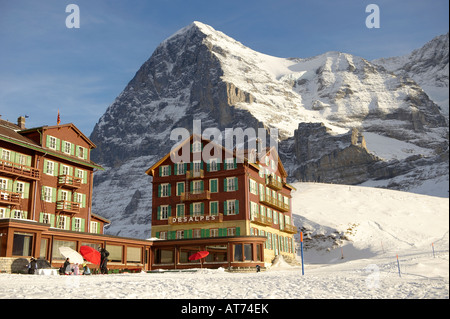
top-left (250, 201), bottom-right (258, 220)
top-left (13, 210), bottom-right (25, 219)
top-left (60, 190), bottom-right (69, 201)
top-left (62, 165), bottom-right (70, 176)
top-left (209, 179), bottom-right (218, 193)
top-left (176, 204), bottom-right (185, 217)
top-left (48, 136), bottom-right (57, 150)
top-left (192, 202), bottom-right (202, 216)
top-left (160, 183), bottom-right (170, 197)
top-left (225, 158), bottom-right (235, 170)
top-left (90, 221), bottom-right (99, 234)
top-left (210, 229), bottom-right (219, 237)
top-left (176, 163), bottom-right (186, 175)
top-left (227, 228), bottom-right (236, 236)
top-left (127, 247), bottom-right (141, 263)
top-left (1, 149), bottom-right (11, 161)
top-left (225, 200), bottom-right (239, 215)
top-left (160, 165), bottom-right (170, 177)
top-left (12, 232), bottom-right (34, 256)
top-left (193, 161), bottom-right (202, 173)
top-left (193, 229), bottom-right (201, 238)
top-left (0, 178), bottom-right (7, 190)
top-left (77, 146), bottom-right (85, 159)
top-left (225, 177), bottom-right (237, 192)
top-left (176, 182), bottom-right (185, 196)
top-left (209, 159), bottom-right (219, 172)
top-left (17, 154), bottom-right (27, 166)
top-left (43, 187), bottom-right (53, 202)
top-left (176, 230), bottom-right (184, 239)
top-left (76, 169), bottom-right (84, 182)
top-left (73, 218), bottom-right (82, 232)
top-left (63, 141), bottom-right (71, 154)
top-left (192, 180), bottom-right (203, 194)
top-left (159, 206), bottom-right (169, 220)
top-left (210, 201), bottom-right (218, 216)
top-left (192, 141), bottom-right (202, 153)
top-left (0, 207), bottom-right (6, 218)
top-left (106, 245), bottom-right (123, 263)
top-left (45, 160), bottom-right (55, 176)
top-left (41, 213), bottom-right (51, 224)
top-left (154, 248), bottom-right (174, 264)
top-left (15, 182), bottom-right (25, 198)
top-left (249, 179), bottom-right (258, 195)
top-left (159, 231), bottom-right (167, 240)
top-left (58, 216), bottom-right (68, 229)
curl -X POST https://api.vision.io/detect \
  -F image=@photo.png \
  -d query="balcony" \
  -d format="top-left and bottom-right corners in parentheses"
top-left (251, 214), bottom-right (273, 227)
top-left (56, 200), bottom-right (80, 214)
top-left (266, 176), bottom-right (283, 190)
top-left (168, 213), bottom-right (223, 225)
top-left (58, 175), bottom-right (82, 189)
top-left (281, 224), bottom-right (297, 234)
top-left (180, 190), bottom-right (210, 202)
top-left (0, 190), bottom-right (20, 206)
top-left (186, 169), bottom-right (204, 179)
top-left (260, 194), bottom-right (289, 212)
top-left (0, 159), bottom-right (40, 181)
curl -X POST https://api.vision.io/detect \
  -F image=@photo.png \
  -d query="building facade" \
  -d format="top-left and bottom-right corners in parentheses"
top-left (146, 135), bottom-right (297, 268)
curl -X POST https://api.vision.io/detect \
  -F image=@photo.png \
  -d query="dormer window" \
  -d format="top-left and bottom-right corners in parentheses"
top-left (192, 141), bottom-right (202, 153)
top-left (48, 136), bottom-right (57, 150)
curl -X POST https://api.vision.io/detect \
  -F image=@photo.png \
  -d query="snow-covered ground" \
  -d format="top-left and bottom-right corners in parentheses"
top-left (0, 183), bottom-right (448, 299)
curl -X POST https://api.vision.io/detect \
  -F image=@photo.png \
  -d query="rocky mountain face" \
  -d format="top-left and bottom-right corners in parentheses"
top-left (89, 22), bottom-right (448, 238)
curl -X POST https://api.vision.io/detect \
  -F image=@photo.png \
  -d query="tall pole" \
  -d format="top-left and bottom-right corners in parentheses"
top-left (300, 231), bottom-right (304, 276)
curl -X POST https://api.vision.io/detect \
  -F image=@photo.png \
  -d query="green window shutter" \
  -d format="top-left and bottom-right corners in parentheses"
top-left (205, 229), bottom-right (210, 238)
top-left (71, 218), bottom-right (76, 230)
top-left (81, 218), bottom-right (85, 232)
top-left (71, 143), bottom-right (75, 155)
top-left (156, 232), bottom-right (160, 239)
top-left (52, 188), bottom-right (57, 203)
top-left (46, 135), bottom-right (51, 148)
top-left (53, 163), bottom-right (59, 177)
top-left (201, 203), bottom-right (204, 215)
top-left (56, 138), bottom-right (60, 151)
top-left (184, 163), bottom-right (188, 172)
top-left (168, 205), bottom-right (172, 217)
top-left (168, 184), bottom-right (171, 196)
top-left (157, 206), bottom-right (161, 220)
top-left (187, 229), bottom-right (192, 239)
top-left (41, 186), bottom-right (45, 200)
top-left (82, 194), bottom-right (86, 208)
top-left (174, 163), bottom-right (178, 175)
top-left (159, 167), bottom-right (162, 177)
top-left (200, 180), bottom-right (204, 191)
top-left (84, 148), bottom-right (88, 160)
top-left (223, 201), bottom-right (227, 215)
top-left (43, 159), bottom-right (48, 174)
top-left (235, 200), bottom-right (239, 215)
top-left (233, 158), bottom-right (237, 169)
top-left (190, 203), bottom-right (193, 216)
top-left (224, 178), bottom-right (227, 192)
top-left (24, 183), bottom-right (30, 199)
top-left (39, 213), bottom-right (44, 223)
top-left (158, 185), bottom-right (161, 198)
top-left (211, 179), bottom-right (217, 193)
top-left (201, 229), bottom-right (205, 238)
top-left (235, 177), bottom-right (238, 191)
top-left (236, 227), bottom-right (240, 236)
top-left (168, 165), bottom-right (171, 176)
top-left (206, 161), bottom-right (210, 172)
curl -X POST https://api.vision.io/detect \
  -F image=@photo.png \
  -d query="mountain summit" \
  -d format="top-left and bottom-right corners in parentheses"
top-left (89, 22), bottom-right (448, 238)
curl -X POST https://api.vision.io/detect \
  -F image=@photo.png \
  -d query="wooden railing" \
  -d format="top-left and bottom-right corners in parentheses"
top-left (260, 194), bottom-right (289, 212)
top-left (58, 175), bottom-right (82, 189)
top-left (56, 200), bottom-right (80, 214)
top-left (252, 214), bottom-right (273, 226)
top-left (0, 159), bottom-right (40, 180)
top-left (180, 190), bottom-right (211, 201)
top-left (266, 176), bottom-right (283, 190)
top-left (0, 190), bottom-right (21, 205)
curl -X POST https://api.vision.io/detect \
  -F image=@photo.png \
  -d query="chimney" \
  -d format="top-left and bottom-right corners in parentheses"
top-left (17, 116), bottom-right (26, 130)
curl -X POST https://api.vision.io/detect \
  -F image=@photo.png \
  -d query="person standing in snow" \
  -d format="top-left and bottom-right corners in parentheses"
top-left (27, 257), bottom-right (37, 274)
top-left (99, 247), bottom-right (109, 274)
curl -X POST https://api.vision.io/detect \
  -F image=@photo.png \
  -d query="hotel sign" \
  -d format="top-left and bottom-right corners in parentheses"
top-left (168, 213), bottom-right (223, 225)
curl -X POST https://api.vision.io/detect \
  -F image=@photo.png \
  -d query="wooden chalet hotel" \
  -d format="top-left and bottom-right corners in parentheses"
top-left (1, 115), bottom-right (297, 272)
top-left (146, 134), bottom-right (297, 270)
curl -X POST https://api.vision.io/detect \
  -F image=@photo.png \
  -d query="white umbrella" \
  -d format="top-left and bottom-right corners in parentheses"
top-left (59, 246), bottom-right (84, 264)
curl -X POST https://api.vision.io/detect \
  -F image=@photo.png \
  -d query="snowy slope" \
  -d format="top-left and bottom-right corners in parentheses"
top-left (0, 182), bottom-right (447, 299)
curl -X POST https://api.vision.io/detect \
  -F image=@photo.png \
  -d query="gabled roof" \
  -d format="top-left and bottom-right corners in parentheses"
top-left (145, 134), bottom-right (287, 177)
top-left (20, 123), bottom-right (97, 149)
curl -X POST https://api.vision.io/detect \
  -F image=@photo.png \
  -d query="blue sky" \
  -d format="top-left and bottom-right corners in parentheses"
top-left (0, 0), bottom-right (448, 135)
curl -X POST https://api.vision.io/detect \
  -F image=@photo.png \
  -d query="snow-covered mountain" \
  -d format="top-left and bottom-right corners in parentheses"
top-left (373, 33), bottom-right (449, 116)
top-left (89, 22), bottom-right (449, 238)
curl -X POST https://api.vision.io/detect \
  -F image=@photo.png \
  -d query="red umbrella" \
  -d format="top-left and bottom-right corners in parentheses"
top-left (80, 246), bottom-right (101, 265)
top-left (189, 251), bottom-right (209, 268)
